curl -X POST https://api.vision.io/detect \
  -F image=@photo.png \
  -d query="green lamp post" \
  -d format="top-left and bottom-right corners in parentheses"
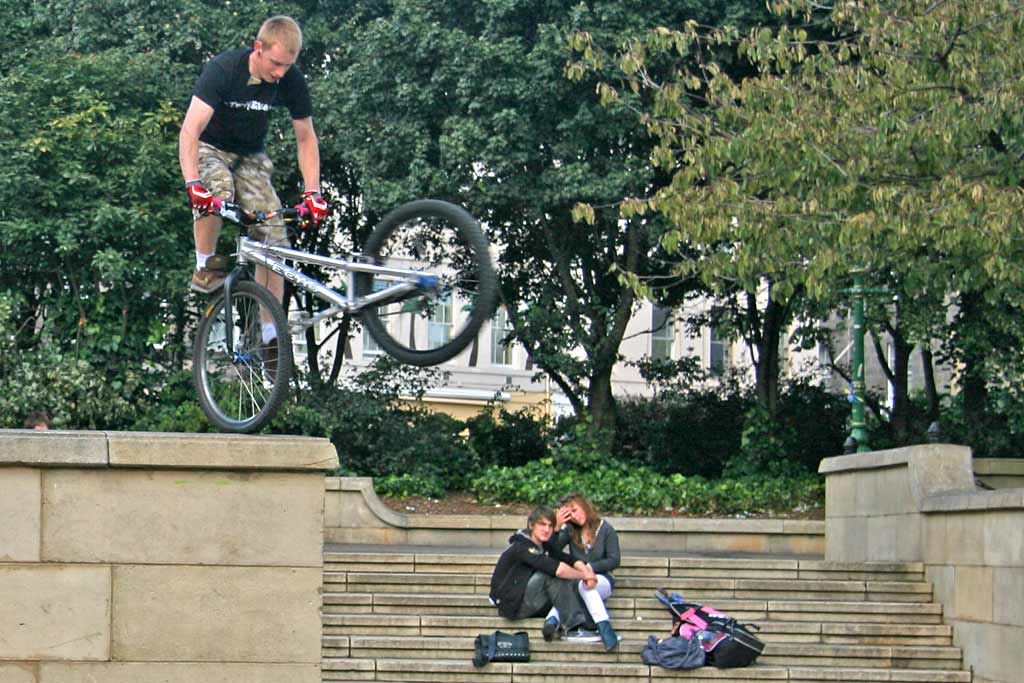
top-left (848, 269), bottom-right (870, 452)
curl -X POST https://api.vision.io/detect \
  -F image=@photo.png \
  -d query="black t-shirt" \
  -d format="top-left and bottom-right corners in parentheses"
top-left (193, 48), bottom-right (313, 155)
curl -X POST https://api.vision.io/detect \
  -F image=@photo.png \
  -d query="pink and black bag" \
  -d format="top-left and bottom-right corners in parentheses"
top-left (655, 589), bottom-right (765, 668)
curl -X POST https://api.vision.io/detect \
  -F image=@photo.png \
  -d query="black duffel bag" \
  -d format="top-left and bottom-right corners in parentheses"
top-left (472, 630), bottom-right (531, 667)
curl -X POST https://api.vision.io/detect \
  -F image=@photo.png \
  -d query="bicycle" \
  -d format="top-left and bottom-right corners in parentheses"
top-left (191, 197), bottom-right (498, 434)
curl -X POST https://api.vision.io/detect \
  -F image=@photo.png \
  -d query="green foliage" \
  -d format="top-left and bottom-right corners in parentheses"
top-left (615, 377), bottom-right (848, 479)
top-left (469, 455), bottom-right (823, 516)
top-left (471, 408), bottom-right (824, 515)
top-left (317, 0), bottom-right (779, 444)
top-left (730, 405), bottom-right (798, 478)
top-left (375, 473), bottom-right (447, 499)
top-left (0, 294), bottom-right (141, 429)
top-left (466, 406), bottom-right (550, 468)
top-left (269, 358), bottom-right (480, 492)
top-left (0, 45), bottom-right (193, 426)
top-left (614, 389), bottom-right (749, 478)
top-left (573, 0), bottom-right (1024, 441)
top-left (130, 371), bottom-right (212, 434)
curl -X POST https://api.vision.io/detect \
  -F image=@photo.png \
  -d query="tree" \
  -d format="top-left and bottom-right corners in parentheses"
top-left (314, 0), bottom-right (775, 446)
top-left (572, 0), bottom-right (1024, 436)
top-left (0, 2), bottom-right (352, 424)
top-left (0, 45), bottom-right (196, 426)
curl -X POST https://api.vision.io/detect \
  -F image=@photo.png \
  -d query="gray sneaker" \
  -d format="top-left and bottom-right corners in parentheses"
top-left (564, 628), bottom-right (602, 643)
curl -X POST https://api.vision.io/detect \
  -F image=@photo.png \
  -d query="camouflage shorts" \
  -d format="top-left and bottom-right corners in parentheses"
top-left (195, 141), bottom-right (289, 246)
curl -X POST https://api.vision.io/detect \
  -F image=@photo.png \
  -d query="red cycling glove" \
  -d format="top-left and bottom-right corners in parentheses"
top-left (302, 190), bottom-right (329, 224)
top-left (186, 181), bottom-right (214, 215)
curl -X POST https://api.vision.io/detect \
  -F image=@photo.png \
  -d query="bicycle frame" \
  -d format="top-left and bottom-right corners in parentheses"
top-left (220, 234), bottom-right (440, 356)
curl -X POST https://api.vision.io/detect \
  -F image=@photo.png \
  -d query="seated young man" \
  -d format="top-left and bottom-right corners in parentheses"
top-left (489, 505), bottom-right (599, 641)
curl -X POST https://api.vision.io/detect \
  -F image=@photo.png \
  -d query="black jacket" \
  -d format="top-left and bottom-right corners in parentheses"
top-left (489, 530), bottom-right (573, 618)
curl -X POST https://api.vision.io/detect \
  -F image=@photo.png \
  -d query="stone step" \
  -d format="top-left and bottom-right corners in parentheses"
top-left (320, 657), bottom-right (970, 682)
top-left (319, 549), bottom-right (968, 683)
top-left (322, 613), bottom-right (953, 646)
top-left (323, 551), bottom-right (927, 583)
top-left (324, 571), bottom-right (933, 603)
top-left (322, 591), bottom-right (944, 624)
top-left (322, 635), bottom-right (961, 670)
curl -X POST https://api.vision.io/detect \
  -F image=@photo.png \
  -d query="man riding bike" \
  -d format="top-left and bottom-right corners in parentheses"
top-left (178, 15), bottom-right (328, 361)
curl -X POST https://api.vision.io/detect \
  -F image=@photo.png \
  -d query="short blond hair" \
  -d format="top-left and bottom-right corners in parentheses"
top-left (258, 16), bottom-right (302, 55)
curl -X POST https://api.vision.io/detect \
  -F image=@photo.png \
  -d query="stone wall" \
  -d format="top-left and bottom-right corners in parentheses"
top-left (324, 476), bottom-right (824, 556)
top-left (0, 430), bottom-right (338, 683)
top-left (819, 445), bottom-right (1024, 683)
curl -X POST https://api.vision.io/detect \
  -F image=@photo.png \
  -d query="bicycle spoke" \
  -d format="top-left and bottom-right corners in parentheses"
top-left (194, 281), bottom-right (292, 432)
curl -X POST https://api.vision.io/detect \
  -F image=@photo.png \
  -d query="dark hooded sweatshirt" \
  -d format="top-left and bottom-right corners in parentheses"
top-left (489, 529), bottom-right (574, 618)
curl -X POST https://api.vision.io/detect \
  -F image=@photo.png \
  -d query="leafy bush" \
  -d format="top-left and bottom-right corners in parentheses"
top-left (472, 421), bottom-right (822, 516)
top-left (375, 472), bottom-right (447, 498)
top-left (466, 406), bottom-right (550, 467)
top-left (269, 358), bottom-right (480, 492)
top-left (469, 455), bottom-right (823, 516)
top-left (615, 390), bottom-right (749, 478)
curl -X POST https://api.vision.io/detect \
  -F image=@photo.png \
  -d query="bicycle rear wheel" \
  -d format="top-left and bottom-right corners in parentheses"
top-left (193, 280), bottom-right (293, 433)
top-left (357, 200), bottom-right (498, 366)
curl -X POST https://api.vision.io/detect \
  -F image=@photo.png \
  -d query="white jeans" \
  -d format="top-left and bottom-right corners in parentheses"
top-left (577, 574), bottom-right (613, 624)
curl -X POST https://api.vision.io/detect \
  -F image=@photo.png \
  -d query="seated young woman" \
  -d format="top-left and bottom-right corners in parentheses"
top-left (553, 492), bottom-right (621, 651)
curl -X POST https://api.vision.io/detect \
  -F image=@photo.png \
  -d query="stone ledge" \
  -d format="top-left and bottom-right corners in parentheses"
top-left (326, 476), bottom-right (824, 536)
top-left (818, 444), bottom-right (972, 475)
top-left (972, 459), bottom-right (1024, 476)
top-left (0, 430), bottom-right (338, 472)
top-left (325, 476), bottom-right (824, 555)
top-left (923, 488), bottom-right (1024, 513)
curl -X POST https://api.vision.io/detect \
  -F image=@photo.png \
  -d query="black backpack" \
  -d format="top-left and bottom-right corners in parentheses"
top-left (655, 589), bottom-right (765, 668)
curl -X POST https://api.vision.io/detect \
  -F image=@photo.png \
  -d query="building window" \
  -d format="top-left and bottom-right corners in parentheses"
top-left (428, 293), bottom-right (453, 349)
top-left (651, 306), bottom-right (674, 360)
top-left (492, 307), bottom-right (513, 366)
top-left (709, 325), bottom-right (729, 375)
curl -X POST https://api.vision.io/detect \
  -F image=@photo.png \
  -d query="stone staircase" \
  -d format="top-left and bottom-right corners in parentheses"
top-left (320, 547), bottom-right (969, 682)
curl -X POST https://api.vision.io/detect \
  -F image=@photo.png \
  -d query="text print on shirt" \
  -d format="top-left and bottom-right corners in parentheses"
top-left (225, 100), bottom-right (272, 112)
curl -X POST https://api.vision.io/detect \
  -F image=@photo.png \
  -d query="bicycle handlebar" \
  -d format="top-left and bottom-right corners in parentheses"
top-left (210, 197), bottom-right (310, 227)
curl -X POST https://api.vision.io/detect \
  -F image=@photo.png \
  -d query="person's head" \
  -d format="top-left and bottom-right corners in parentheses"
top-left (557, 492), bottom-right (599, 527)
top-left (556, 492), bottom-right (601, 546)
top-left (23, 411), bottom-right (51, 431)
top-left (526, 505), bottom-right (556, 544)
top-left (252, 16), bottom-right (303, 83)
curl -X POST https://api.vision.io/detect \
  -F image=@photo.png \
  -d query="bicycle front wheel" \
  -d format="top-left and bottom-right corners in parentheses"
top-left (357, 200), bottom-right (498, 366)
top-left (192, 280), bottom-right (293, 433)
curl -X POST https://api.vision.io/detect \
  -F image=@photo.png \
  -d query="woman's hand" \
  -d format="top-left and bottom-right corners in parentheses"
top-left (582, 563), bottom-right (598, 590)
top-left (556, 506), bottom-right (573, 527)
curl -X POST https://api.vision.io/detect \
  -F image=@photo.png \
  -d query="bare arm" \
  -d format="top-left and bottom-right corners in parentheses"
top-left (554, 562), bottom-right (588, 581)
top-left (292, 117), bottom-right (321, 193)
top-left (179, 96), bottom-right (215, 184)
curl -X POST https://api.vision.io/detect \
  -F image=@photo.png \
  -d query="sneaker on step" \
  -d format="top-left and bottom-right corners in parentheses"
top-left (541, 616), bottom-right (560, 642)
top-left (565, 628), bottom-right (602, 643)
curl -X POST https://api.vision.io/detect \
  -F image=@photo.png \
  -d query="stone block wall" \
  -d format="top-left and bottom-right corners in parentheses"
top-left (0, 430), bottom-right (338, 683)
top-left (819, 446), bottom-right (1024, 683)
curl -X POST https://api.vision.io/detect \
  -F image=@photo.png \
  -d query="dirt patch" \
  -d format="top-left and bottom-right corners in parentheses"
top-left (380, 494), bottom-right (824, 520)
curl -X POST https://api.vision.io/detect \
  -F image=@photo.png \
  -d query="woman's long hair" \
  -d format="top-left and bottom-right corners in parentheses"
top-left (557, 492), bottom-right (602, 550)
